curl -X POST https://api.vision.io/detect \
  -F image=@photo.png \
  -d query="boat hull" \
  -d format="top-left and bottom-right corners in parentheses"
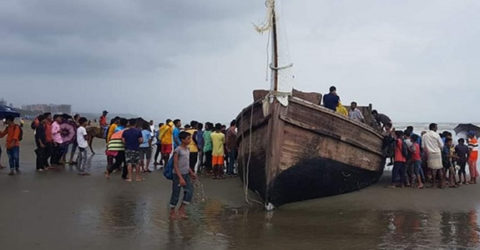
top-left (236, 91), bottom-right (385, 208)
top-left (267, 157), bottom-right (384, 206)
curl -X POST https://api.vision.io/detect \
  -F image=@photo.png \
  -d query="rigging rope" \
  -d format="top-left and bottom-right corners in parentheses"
top-left (242, 102), bottom-right (263, 206)
top-left (254, 0), bottom-right (275, 33)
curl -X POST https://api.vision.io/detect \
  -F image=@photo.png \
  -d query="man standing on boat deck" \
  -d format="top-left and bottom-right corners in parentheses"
top-left (323, 86), bottom-right (339, 111)
top-left (348, 102), bottom-right (365, 123)
top-left (422, 123), bottom-right (444, 188)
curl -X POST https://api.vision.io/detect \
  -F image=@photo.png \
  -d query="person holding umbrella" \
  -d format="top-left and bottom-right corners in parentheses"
top-left (0, 116), bottom-right (22, 175)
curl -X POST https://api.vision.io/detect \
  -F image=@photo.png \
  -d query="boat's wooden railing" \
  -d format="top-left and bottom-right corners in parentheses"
top-left (289, 97), bottom-right (384, 139)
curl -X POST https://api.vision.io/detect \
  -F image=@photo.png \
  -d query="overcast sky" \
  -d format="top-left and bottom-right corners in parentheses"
top-left (1, 0), bottom-right (479, 123)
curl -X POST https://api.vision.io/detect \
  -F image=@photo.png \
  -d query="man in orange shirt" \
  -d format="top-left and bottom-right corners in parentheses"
top-left (467, 132), bottom-right (479, 184)
top-left (0, 116), bottom-right (21, 175)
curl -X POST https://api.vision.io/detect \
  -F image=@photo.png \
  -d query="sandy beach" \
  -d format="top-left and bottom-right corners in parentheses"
top-left (1, 125), bottom-right (480, 249)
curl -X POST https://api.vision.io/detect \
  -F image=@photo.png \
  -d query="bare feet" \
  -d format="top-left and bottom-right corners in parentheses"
top-left (169, 210), bottom-right (177, 220)
top-left (178, 206), bottom-right (188, 219)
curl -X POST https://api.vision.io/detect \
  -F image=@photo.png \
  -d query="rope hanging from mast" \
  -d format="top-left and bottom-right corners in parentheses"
top-left (254, 0), bottom-right (275, 33)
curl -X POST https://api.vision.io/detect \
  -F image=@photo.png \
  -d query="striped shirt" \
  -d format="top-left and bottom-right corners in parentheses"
top-left (107, 130), bottom-right (125, 151)
top-left (468, 137), bottom-right (478, 161)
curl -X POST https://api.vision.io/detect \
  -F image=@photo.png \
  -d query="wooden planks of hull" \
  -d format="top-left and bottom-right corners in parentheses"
top-left (236, 91), bottom-right (385, 207)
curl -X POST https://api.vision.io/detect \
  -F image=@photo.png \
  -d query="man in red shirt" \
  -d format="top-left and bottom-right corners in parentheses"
top-left (100, 110), bottom-right (108, 128)
top-left (391, 131), bottom-right (407, 188)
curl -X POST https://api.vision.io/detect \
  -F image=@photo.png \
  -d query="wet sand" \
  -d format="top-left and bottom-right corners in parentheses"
top-left (1, 127), bottom-right (480, 249)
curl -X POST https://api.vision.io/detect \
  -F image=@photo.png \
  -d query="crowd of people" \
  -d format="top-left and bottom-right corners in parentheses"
top-left (102, 116), bottom-right (238, 181)
top-left (322, 85), bottom-right (479, 190)
top-left (385, 123), bottom-right (479, 189)
top-left (0, 112), bottom-right (239, 219)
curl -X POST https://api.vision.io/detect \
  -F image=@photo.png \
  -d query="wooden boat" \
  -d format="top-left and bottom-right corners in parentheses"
top-left (236, 1), bottom-right (385, 209)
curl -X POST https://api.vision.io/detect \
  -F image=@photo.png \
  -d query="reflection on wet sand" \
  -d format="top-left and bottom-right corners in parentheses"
top-left (4, 149), bottom-right (480, 249)
top-left (92, 181), bottom-right (480, 250)
top-left (380, 210), bottom-right (480, 249)
top-left (100, 195), bottom-right (139, 236)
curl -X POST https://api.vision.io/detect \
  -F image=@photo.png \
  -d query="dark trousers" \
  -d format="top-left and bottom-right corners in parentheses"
top-left (35, 147), bottom-right (47, 170)
top-left (154, 144), bottom-right (161, 163)
top-left (458, 161), bottom-right (467, 175)
top-left (169, 174), bottom-right (193, 207)
top-left (45, 142), bottom-right (53, 166)
top-left (204, 150), bottom-right (212, 172)
top-left (227, 150), bottom-right (237, 175)
top-left (392, 162), bottom-right (406, 184)
top-left (108, 151), bottom-right (126, 175)
top-left (51, 144), bottom-right (62, 165)
top-left (189, 152), bottom-right (198, 172)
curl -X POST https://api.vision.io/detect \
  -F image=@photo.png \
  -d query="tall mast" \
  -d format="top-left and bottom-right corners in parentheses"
top-left (271, 2), bottom-right (279, 92)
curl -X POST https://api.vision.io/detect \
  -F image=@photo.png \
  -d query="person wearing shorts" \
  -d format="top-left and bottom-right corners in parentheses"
top-left (125, 150), bottom-right (140, 165)
top-left (210, 123), bottom-right (225, 179)
top-left (159, 119), bottom-right (174, 167)
top-left (122, 119), bottom-right (143, 182)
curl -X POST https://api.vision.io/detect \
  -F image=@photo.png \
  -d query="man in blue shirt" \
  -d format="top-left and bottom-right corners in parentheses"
top-left (323, 86), bottom-right (339, 111)
top-left (173, 119), bottom-right (182, 149)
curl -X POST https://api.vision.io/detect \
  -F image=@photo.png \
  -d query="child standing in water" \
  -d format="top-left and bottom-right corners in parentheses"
top-left (170, 131), bottom-right (197, 219)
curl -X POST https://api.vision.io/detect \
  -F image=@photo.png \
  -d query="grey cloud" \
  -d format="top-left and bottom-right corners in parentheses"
top-left (1, 0), bottom-right (479, 123)
top-left (0, 0), bottom-right (260, 76)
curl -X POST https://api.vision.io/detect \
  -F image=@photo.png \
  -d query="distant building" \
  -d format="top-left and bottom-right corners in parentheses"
top-left (22, 104), bottom-right (72, 114)
top-left (0, 98), bottom-right (6, 106)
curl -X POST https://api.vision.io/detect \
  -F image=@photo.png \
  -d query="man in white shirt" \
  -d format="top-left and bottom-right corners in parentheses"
top-left (422, 123), bottom-right (444, 187)
top-left (348, 102), bottom-right (365, 123)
